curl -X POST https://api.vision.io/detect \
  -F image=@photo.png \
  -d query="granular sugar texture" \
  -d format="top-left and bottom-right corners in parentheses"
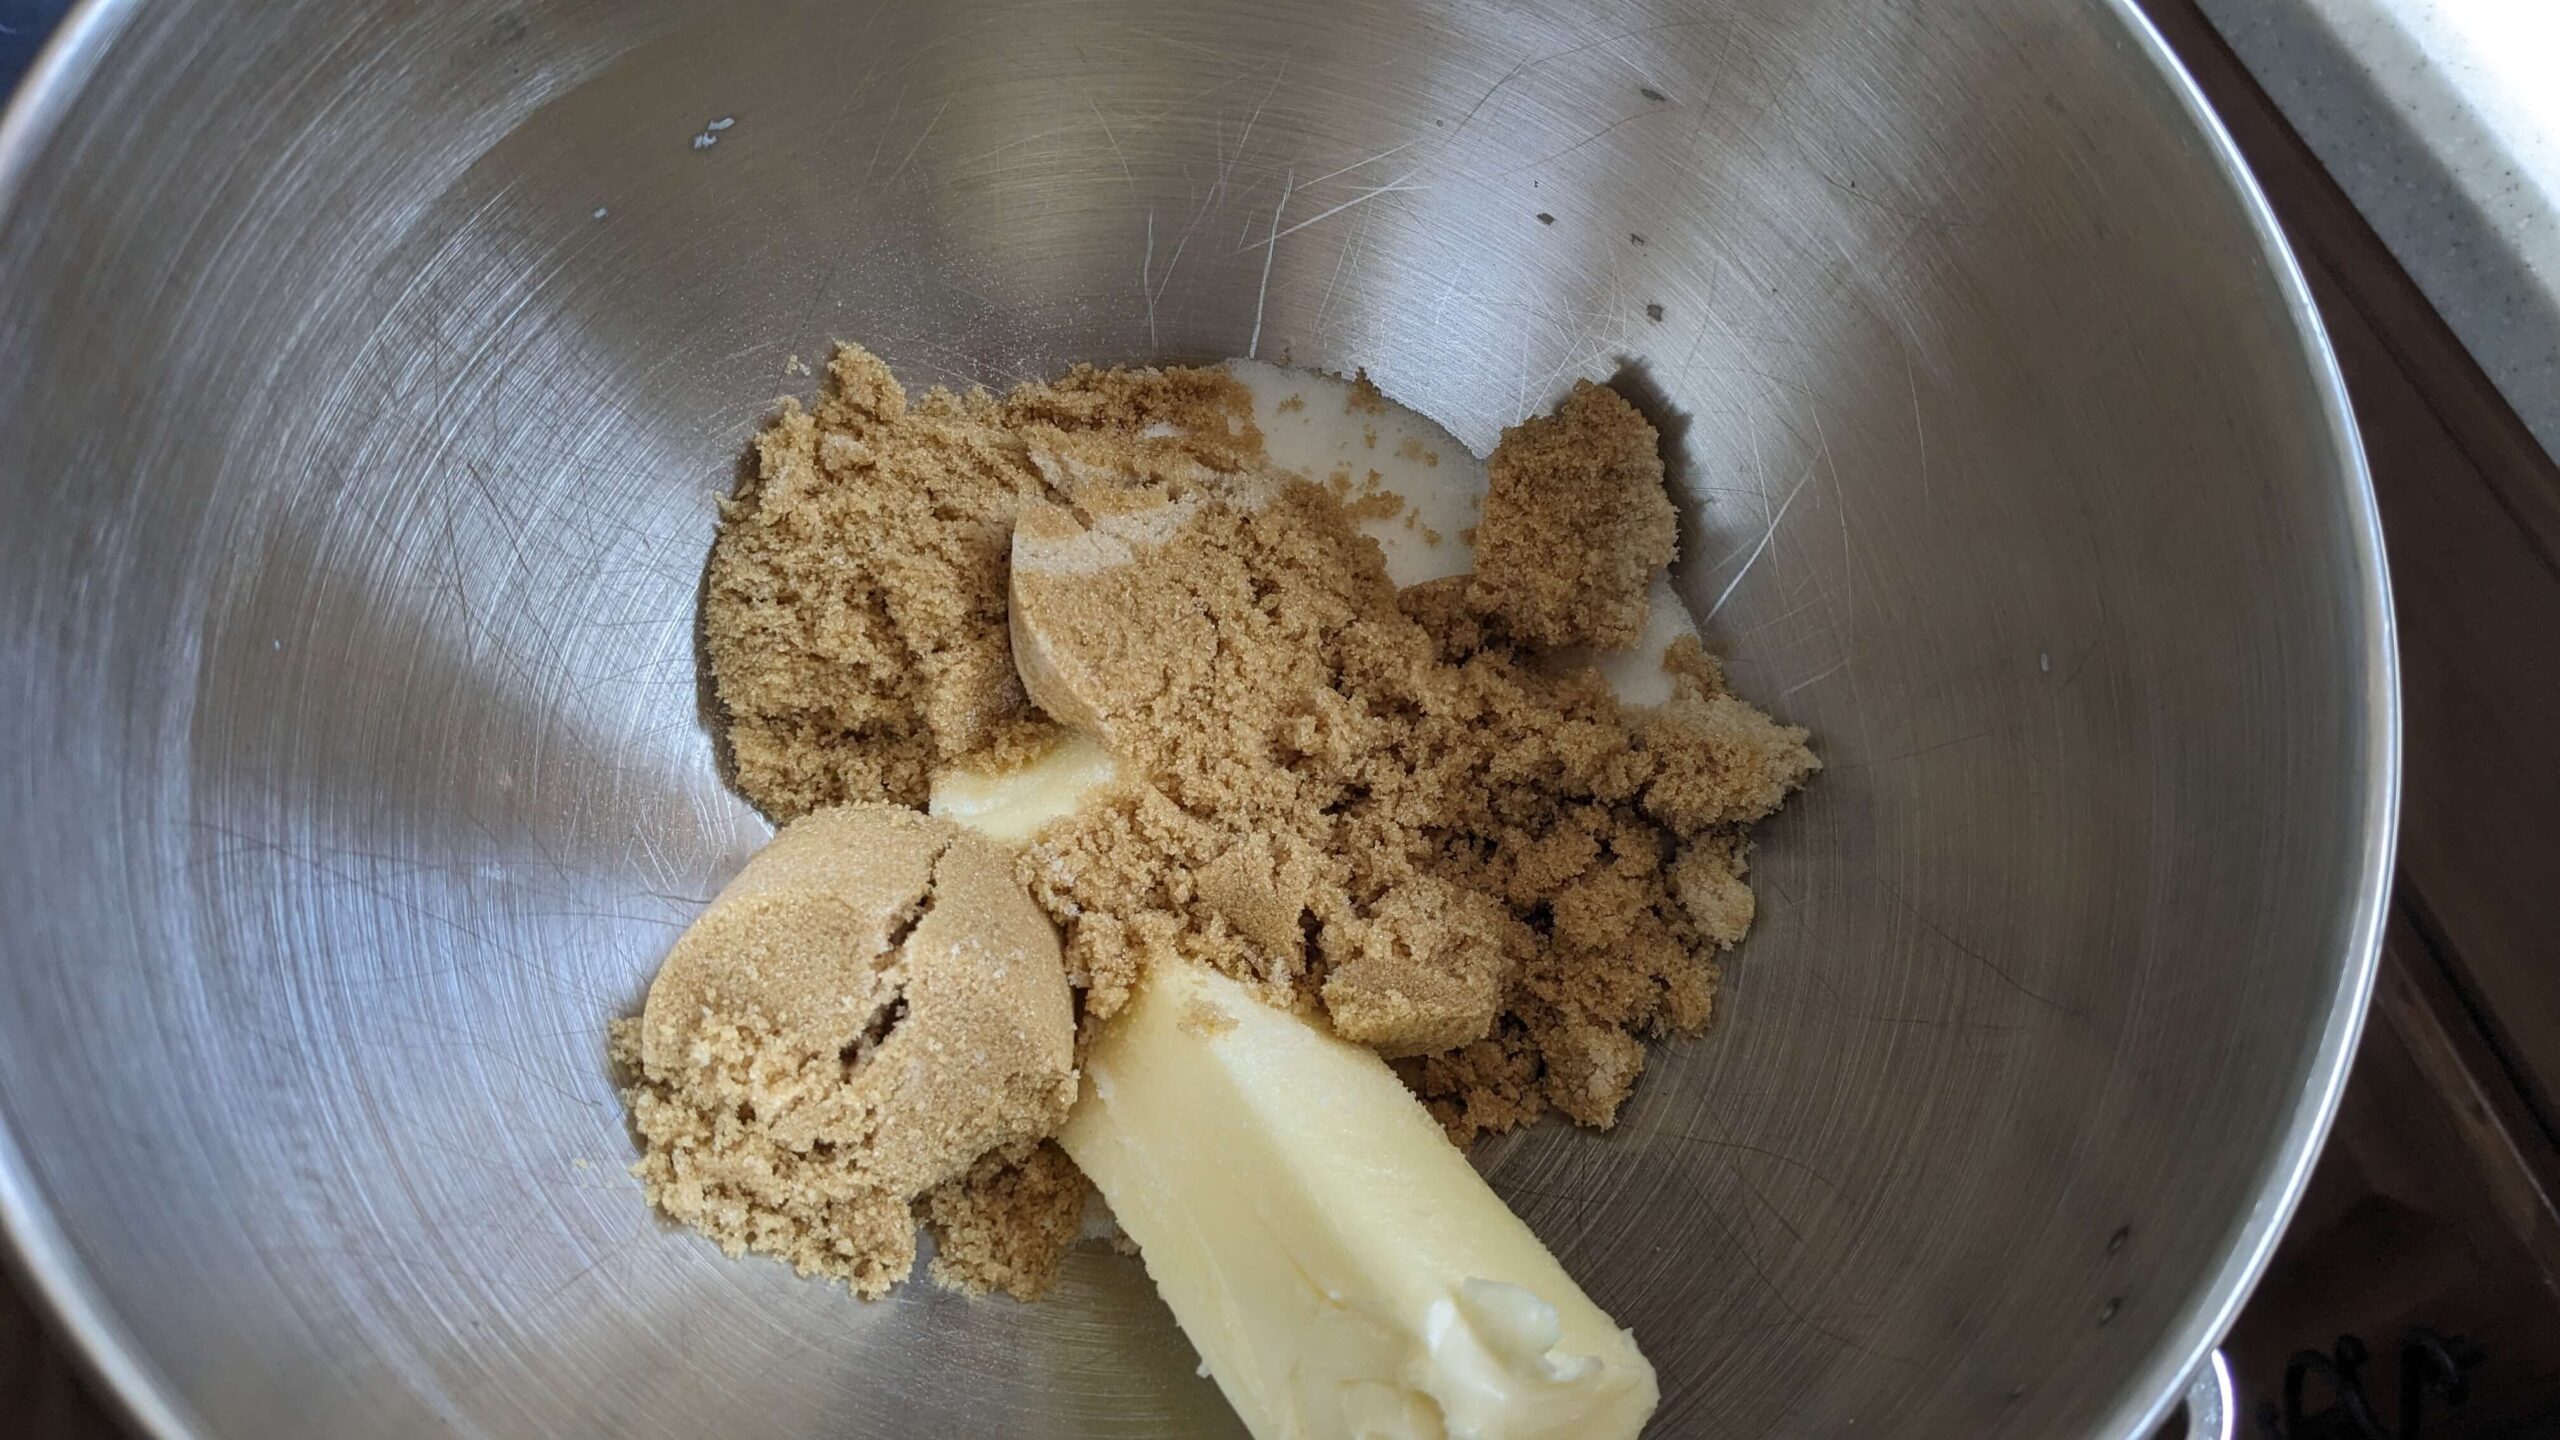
top-left (656, 343), bottom-right (1816, 1296)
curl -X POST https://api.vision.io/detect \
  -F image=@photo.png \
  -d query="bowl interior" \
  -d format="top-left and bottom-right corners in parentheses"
top-left (0, 1), bottom-right (2387, 1436)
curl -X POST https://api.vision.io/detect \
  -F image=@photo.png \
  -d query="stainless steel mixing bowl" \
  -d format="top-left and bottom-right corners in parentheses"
top-left (0, 0), bottom-right (2395, 1435)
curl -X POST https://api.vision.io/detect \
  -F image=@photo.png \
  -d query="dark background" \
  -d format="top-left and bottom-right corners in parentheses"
top-left (0, 3), bottom-right (69, 89)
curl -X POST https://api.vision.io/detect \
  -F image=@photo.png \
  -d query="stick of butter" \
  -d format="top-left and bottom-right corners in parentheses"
top-left (1060, 961), bottom-right (1660, 1440)
top-left (927, 731), bottom-right (1117, 846)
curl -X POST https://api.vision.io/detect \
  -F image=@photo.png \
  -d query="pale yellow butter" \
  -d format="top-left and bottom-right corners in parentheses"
top-left (927, 731), bottom-right (1117, 846)
top-left (1060, 962), bottom-right (1659, 1440)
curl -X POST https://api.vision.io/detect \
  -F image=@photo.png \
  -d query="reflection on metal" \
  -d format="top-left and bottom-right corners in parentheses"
top-left (2179, 1349), bottom-right (2236, 1440)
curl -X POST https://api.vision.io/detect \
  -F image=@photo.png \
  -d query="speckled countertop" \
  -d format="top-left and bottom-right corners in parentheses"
top-left (2195, 0), bottom-right (2560, 462)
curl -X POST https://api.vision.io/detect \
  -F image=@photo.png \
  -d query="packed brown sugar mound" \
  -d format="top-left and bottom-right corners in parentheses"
top-left (611, 805), bottom-right (1082, 1298)
top-left (655, 342), bottom-right (1816, 1297)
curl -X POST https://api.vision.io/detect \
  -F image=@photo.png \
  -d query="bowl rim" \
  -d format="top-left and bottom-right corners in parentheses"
top-left (0, 1), bottom-right (2400, 1437)
top-left (0, 0), bottom-right (216, 1427)
top-left (2073, 3), bottom-right (2398, 1435)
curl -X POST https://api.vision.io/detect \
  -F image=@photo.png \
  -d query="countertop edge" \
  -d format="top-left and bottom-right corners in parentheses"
top-left (2194, 0), bottom-right (2560, 465)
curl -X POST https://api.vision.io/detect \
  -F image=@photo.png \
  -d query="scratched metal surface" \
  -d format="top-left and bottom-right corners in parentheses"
top-left (0, 0), bottom-right (2391, 1436)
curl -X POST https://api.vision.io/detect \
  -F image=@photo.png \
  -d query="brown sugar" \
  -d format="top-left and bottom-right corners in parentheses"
top-left (1466, 378), bottom-right (1678, 650)
top-left (613, 805), bottom-right (1077, 1296)
top-left (1320, 878), bottom-right (1523, 1058)
top-left (919, 1141), bottom-right (1090, 1300)
top-left (1005, 421), bottom-right (1817, 1138)
top-left (704, 346), bottom-right (1259, 821)
top-left (656, 344), bottom-right (1816, 1299)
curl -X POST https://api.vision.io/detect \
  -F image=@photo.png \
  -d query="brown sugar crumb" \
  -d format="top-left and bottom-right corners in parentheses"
top-left (704, 343), bottom-right (1259, 821)
top-left (1397, 1027), bottom-right (1549, 1139)
top-left (1345, 370), bottom-right (1388, 413)
top-left (920, 1141), bottom-right (1089, 1300)
top-left (1341, 489), bottom-right (1404, 525)
top-left (1321, 877), bottom-right (1523, 1057)
top-left (614, 805), bottom-right (1077, 1296)
top-left (1318, 465), bottom-right (1403, 526)
top-left (1468, 379), bottom-right (1678, 650)
top-left (1179, 991), bottom-right (1241, 1038)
